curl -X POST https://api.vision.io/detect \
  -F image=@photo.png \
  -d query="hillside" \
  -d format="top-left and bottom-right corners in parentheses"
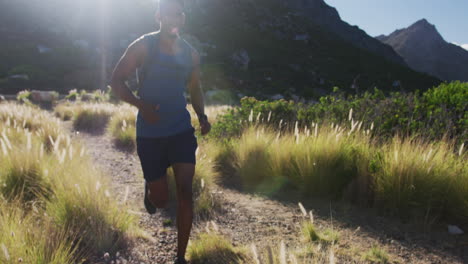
top-left (284, 0), bottom-right (406, 66)
top-left (377, 19), bottom-right (468, 82)
top-left (0, 0), bottom-right (440, 98)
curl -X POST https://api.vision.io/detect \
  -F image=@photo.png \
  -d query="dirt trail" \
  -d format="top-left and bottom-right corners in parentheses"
top-left (68, 124), bottom-right (466, 264)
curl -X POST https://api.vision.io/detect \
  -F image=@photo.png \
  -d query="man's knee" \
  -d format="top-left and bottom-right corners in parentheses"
top-left (176, 183), bottom-right (193, 202)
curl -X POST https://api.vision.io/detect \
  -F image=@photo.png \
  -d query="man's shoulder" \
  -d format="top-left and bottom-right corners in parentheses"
top-left (135, 31), bottom-right (161, 44)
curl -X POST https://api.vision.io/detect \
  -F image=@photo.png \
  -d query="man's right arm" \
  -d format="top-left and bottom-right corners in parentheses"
top-left (110, 39), bottom-right (146, 109)
top-left (110, 39), bottom-right (160, 123)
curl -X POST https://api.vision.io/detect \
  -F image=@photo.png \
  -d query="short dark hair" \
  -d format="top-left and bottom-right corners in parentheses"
top-left (158, 0), bottom-right (184, 10)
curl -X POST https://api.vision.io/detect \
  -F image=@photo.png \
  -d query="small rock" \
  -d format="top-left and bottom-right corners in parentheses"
top-left (104, 252), bottom-right (110, 261)
top-left (448, 225), bottom-right (464, 235)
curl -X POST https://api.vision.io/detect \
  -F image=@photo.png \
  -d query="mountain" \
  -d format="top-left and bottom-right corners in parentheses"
top-left (0, 0), bottom-right (440, 98)
top-left (377, 19), bottom-right (468, 82)
top-left (284, 0), bottom-right (407, 66)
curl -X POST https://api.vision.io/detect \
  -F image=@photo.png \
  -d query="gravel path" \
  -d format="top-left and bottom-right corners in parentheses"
top-left (67, 124), bottom-right (467, 264)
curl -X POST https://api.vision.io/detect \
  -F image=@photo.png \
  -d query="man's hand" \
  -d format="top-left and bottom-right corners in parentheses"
top-left (199, 117), bottom-right (211, 135)
top-left (139, 101), bottom-right (160, 124)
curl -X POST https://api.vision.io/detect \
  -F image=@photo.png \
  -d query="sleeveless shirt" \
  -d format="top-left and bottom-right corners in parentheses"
top-left (136, 32), bottom-right (194, 138)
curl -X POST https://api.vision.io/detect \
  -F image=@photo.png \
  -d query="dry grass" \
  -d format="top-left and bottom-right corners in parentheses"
top-left (206, 120), bottom-right (468, 221)
top-left (187, 232), bottom-right (249, 264)
top-left (71, 103), bottom-right (116, 134)
top-left (0, 103), bottom-right (138, 262)
top-left (55, 101), bottom-right (222, 215)
top-left (107, 105), bottom-right (137, 152)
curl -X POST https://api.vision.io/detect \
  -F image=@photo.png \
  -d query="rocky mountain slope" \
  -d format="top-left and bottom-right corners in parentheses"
top-left (0, 0), bottom-right (439, 98)
top-left (377, 19), bottom-right (468, 82)
top-left (285, 0), bottom-right (406, 66)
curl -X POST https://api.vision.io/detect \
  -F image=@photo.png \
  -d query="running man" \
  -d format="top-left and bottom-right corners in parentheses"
top-left (110, 0), bottom-right (210, 263)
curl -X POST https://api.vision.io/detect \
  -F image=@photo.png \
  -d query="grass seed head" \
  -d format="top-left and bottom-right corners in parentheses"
top-left (298, 202), bottom-right (307, 216)
top-left (279, 240), bottom-right (287, 264)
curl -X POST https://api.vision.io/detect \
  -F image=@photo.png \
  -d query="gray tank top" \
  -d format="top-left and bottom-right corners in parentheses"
top-left (136, 32), bottom-right (194, 138)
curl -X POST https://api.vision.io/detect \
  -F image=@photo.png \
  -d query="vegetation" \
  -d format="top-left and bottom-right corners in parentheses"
top-left (302, 222), bottom-right (340, 245)
top-left (65, 89), bottom-right (79, 101)
top-left (362, 246), bottom-right (390, 264)
top-left (54, 101), bottom-right (221, 216)
top-left (210, 82), bottom-right (468, 142)
top-left (107, 105), bottom-right (137, 152)
top-left (41, 81), bottom-right (467, 262)
top-left (206, 113), bottom-right (467, 222)
top-left (54, 102), bottom-right (76, 121)
top-left (0, 103), bottom-right (137, 263)
top-left (71, 103), bottom-right (115, 134)
top-left (187, 232), bottom-right (249, 264)
top-left (16, 90), bottom-right (32, 104)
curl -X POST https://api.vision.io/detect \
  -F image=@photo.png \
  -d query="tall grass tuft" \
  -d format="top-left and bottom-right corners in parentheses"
top-left (107, 105), bottom-right (137, 152)
top-left (0, 149), bottom-right (52, 203)
top-left (187, 233), bottom-right (249, 264)
top-left (54, 102), bottom-right (76, 121)
top-left (0, 200), bottom-right (78, 264)
top-left (216, 125), bottom-right (373, 199)
top-left (373, 137), bottom-right (468, 220)
top-left (0, 103), bottom-right (138, 262)
top-left (362, 245), bottom-right (390, 263)
top-left (72, 103), bottom-right (115, 134)
top-left (208, 121), bottom-right (468, 222)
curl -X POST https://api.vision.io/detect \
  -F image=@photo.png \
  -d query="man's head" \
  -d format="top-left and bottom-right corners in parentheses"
top-left (156, 0), bottom-right (185, 38)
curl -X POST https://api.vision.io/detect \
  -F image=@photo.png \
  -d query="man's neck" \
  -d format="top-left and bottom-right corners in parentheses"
top-left (160, 31), bottom-right (179, 51)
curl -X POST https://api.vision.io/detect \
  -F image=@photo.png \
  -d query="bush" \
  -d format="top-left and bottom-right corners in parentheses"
top-left (210, 82), bottom-right (468, 143)
top-left (65, 89), bottom-right (79, 101)
top-left (16, 90), bottom-right (32, 104)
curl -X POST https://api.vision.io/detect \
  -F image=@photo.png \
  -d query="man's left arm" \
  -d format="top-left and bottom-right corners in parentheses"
top-left (188, 49), bottom-right (211, 135)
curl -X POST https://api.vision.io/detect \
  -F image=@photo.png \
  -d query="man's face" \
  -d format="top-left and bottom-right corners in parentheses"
top-left (157, 2), bottom-right (185, 38)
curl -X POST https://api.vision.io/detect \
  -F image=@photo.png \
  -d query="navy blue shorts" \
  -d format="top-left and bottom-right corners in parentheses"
top-left (136, 128), bottom-right (198, 182)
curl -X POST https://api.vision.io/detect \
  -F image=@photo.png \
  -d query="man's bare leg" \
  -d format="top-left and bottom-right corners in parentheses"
top-left (147, 176), bottom-right (169, 208)
top-left (172, 163), bottom-right (195, 260)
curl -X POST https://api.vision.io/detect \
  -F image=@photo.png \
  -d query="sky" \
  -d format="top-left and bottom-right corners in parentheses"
top-left (324, 0), bottom-right (468, 50)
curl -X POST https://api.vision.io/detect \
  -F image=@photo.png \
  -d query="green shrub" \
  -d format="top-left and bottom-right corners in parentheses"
top-left (65, 89), bottom-right (79, 101)
top-left (210, 82), bottom-right (468, 143)
top-left (362, 246), bottom-right (390, 263)
top-left (16, 90), bottom-right (32, 104)
top-left (302, 222), bottom-right (339, 244)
